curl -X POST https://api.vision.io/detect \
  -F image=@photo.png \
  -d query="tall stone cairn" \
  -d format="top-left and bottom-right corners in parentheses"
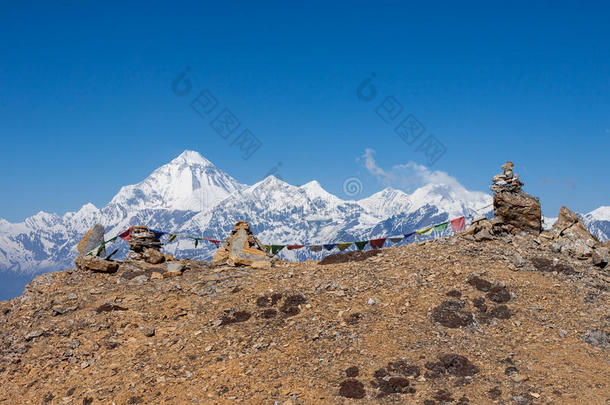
top-left (491, 161), bottom-right (541, 235)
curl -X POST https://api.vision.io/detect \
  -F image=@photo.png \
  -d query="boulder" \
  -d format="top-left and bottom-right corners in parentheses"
top-left (75, 256), bottom-right (118, 273)
top-left (592, 247), bottom-right (609, 268)
top-left (143, 248), bottom-right (165, 265)
top-left (493, 191), bottom-right (541, 235)
top-left (77, 224), bottom-right (106, 257)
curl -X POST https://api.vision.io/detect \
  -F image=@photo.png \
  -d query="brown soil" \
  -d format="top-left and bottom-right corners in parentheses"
top-left (1, 235), bottom-right (609, 403)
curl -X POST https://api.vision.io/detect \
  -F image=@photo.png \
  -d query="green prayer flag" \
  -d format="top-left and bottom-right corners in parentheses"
top-left (416, 226), bottom-right (433, 235)
top-left (194, 238), bottom-right (199, 248)
top-left (271, 245), bottom-right (285, 255)
top-left (264, 245), bottom-right (272, 253)
top-left (434, 222), bottom-right (449, 232)
top-left (355, 241), bottom-right (368, 251)
top-left (337, 242), bottom-right (352, 251)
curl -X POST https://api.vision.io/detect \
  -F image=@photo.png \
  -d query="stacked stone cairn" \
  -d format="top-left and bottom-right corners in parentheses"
top-left (127, 226), bottom-right (166, 264)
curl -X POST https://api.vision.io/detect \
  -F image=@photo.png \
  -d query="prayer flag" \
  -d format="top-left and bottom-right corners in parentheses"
top-left (434, 222), bottom-right (449, 232)
top-left (369, 238), bottom-right (386, 249)
top-left (271, 245), bottom-right (285, 255)
top-left (404, 231), bottom-right (415, 239)
top-left (450, 216), bottom-right (466, 232)
top-left (118, 227), bottom-right (133, 241)
top-left (309, 245), bottom-right (323, 252)
top-left (150, 229), bottom-right (166, 239)
top-left (416, 226), bottom-right (433, 236)
top-left (337, 242), bottom-right (352, 251)
top-left (389, 236), bottom-right (403, 244)
top-left (204, 238), bottom-right (222, 248)
top-left (287, 244), bottom-right (305, 250)
top-left (323, 244), bottom-right (337, 251)
top-left (355, 241), bottom-right (368, 251)
top-left (168, 234), bottom-right (178, 243)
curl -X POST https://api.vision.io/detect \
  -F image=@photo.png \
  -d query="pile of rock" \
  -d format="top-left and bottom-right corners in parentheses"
top-left (540, 206), bottom-right (609, 267)
top-left (491, 162), bottom-right (541, 235)
top-left (490, 161), bottom-right (523, 193)
top-left (212, 221), bottom-right (273, 268)
top-left (126, 226), bottom-right (172, 264)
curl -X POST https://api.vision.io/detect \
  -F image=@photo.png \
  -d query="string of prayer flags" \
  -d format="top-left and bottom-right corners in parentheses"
top-left (389, 236), bottom-right (403, 244)
top-left (309, 245), bottom-right (323, 252)
top-left (355, 241), bottom-right (368, 251)
top-left (416, 226), bottom-right (434, 236)
top-left (369, 238), bottom-right (386, 249)
top-left (287, 244), bottom-right (305, 250)
top-left (450, 216), bottom-right (466, 232)
top-left (337, 242), bottom-right (352, 251)
top-left (434, 222), bottom-right (449, 232)
top-left (323, 243), bottom-right (337, 251)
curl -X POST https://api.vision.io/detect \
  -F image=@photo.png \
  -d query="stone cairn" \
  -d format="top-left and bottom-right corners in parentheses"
top-left (465, 161), bottom-right (541, 240)
top-left (127, 226), bottom-right (166, 264)
top-left (490, 161), bottom-right (524, 193)
top-left (212, 221), bottom-right (272, 268)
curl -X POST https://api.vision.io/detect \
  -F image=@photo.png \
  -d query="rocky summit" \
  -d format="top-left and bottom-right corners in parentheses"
top-left (1, 229), bottom-right (608, 404)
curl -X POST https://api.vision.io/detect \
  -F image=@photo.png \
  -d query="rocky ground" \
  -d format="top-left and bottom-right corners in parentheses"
top-left (1, 234), bottom-right (608, 404)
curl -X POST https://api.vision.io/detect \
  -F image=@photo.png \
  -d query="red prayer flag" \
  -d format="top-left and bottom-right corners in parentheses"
top-left (450, 216), bottom-right (466, 232)
top-left (118, 227), bottom-right (133, 241)
top-left (369, 238), bottom-right (386, 249)
top-left (287, 244), bottom-right (305, 250)
top-left (204, 238), bottom-right (222, 248)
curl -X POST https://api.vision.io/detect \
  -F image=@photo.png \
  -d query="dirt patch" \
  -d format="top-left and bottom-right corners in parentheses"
top-left (467, 275), bottom-right (492, 292)
top-left (446, 290), bottom-right (462, 298)
top-left (345, 313), bottom-right (362, 325)
top-left (472, 297), bottom-right (487, 312)
top-left (219, 310), bottom-right (251, 325)
top-left (489, 386), bottom-right (502, 400)
top-left (425, 354), bottom-right (479, 378)
top-left (486, 286), bottom-right (511, 303)
top-left (319, 250), bottom-right (380, 265)
top-left (260, 309), bottom-right (277, 319)
top-left (345, 366), bottom-right (359, 377)
top-left (280, 294), bottom-right (307, 317)
top-left (338, 379), bottom-right (365, 399)
top-left (432, 300), bottom-right (475, 328)
top-left (433, 389), bottom-right (454, 402)
top-left (96, 303), bottom-right (127, 313)
top-left (387, 360), bottom-right (420, 377)
top-left (531, 257), bottom-right (575, 275)
top-left (489, 305), bottom-right (511, 319)
top-left (373, 377), bottom-right (412, 397)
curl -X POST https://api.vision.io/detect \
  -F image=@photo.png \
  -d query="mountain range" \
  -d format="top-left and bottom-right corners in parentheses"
top-left (1, 150), bottom-right (608, 277)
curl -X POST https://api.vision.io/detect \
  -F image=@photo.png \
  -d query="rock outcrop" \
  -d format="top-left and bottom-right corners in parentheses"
top-left (541, 206), bottom-right (607, 266)
top-left (212, 221), bottom-right (273, 267)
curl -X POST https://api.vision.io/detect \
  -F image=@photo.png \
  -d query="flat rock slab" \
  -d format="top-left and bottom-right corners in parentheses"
top-left (75, 256), bottom-right (118, 273)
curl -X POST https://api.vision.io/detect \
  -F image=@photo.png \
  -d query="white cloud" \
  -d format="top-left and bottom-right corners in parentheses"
top-left (359, 148), bottom-right (479, 197)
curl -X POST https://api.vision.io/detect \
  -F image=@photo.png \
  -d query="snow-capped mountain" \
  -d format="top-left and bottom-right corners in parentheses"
top-left (0, 151), bottom-right (607, 276)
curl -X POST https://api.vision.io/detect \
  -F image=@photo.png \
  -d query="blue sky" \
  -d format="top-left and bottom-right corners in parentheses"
top-left (1, 1), bottom-right (608, 221)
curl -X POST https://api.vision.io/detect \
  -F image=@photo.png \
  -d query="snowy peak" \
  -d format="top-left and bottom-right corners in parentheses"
top-left (172, 150), bottom-right (214, 166)
top-left (585, 206), bottom-right (610, 221)
top-left (108, 151), bottom-right (244, 212)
